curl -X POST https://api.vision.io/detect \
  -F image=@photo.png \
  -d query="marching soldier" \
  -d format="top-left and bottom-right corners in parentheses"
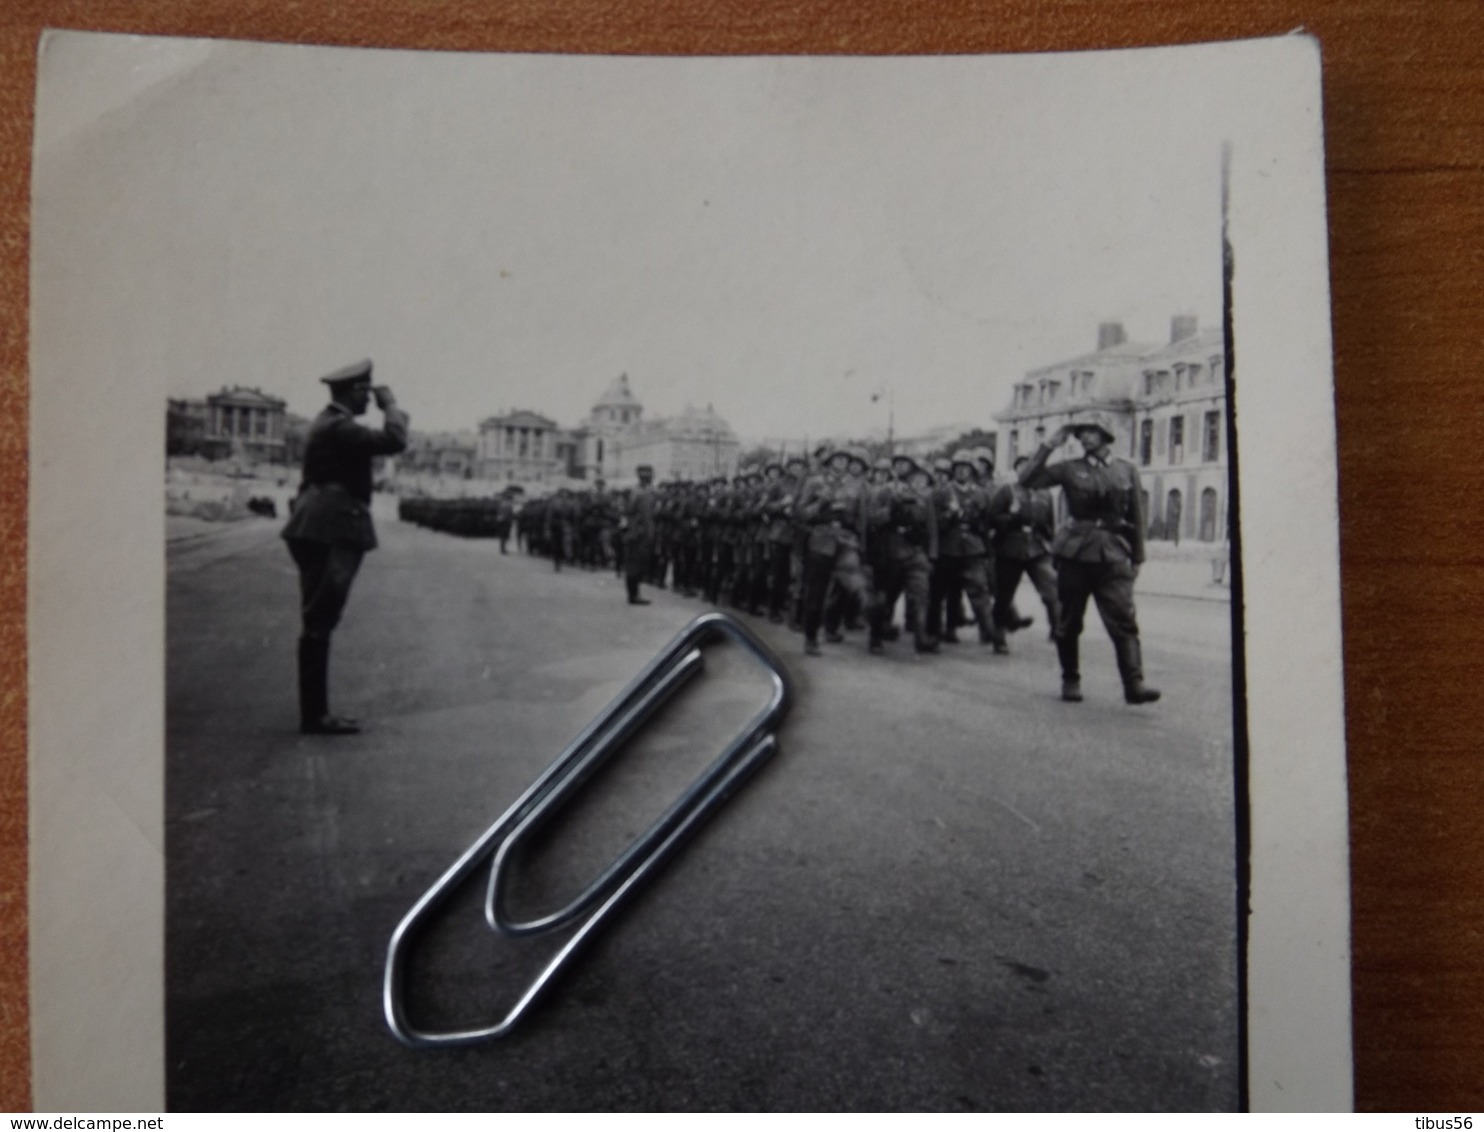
top-left (988, 455), bottom-right (1062, 650)
top-left (799, 447), bottom-right (869, 656)
top-left (761, 461), bottom-right (796, 622)
top-left (281, 359), bottom-right (409, 735)
top-left (930, 449), bottom-right (997, 646)
top-left (622, 464), bottom-right (657, 605)
top-left (867, 453), bottom-right (938, 655)
top-left (1018, 413), bottom-right (1160, 705)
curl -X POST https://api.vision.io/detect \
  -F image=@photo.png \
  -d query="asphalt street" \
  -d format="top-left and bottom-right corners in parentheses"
top-left (166, 512), bottom-right (1240, 1111)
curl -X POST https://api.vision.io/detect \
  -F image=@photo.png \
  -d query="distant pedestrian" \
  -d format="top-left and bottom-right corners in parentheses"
top-left (1017, 413), bottom-right (1160, 705)
top-left (281, 360), bottom-right (409, 734)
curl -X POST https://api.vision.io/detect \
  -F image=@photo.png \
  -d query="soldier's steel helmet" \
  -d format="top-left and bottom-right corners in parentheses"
top-left (932, 456), bottom-right (953, 474)
top-left (764, 460), bottom-right (785, 475)
top-left (951, 448), bottom-right (978, 469)
top-left (1070, 412), bottom-right (1118, 444)
top-left (635, 463), bottom-right (654, 475)
top-left (872, 455), bottom-right (893, 472)
top-left (845, 446), bottom-right (871, 469)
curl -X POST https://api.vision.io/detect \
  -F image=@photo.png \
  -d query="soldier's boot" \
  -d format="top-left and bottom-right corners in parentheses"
top-left (1115, 637), bottom-right (1162, 705)
top-left (626, 577), bottom-right (650, 606)
top-left (913, 610), bottom-right (940, 654)
top-left (1057, 636), bottom-right (1083, 703)
top-left (299, 637), bottom-right (359, 735)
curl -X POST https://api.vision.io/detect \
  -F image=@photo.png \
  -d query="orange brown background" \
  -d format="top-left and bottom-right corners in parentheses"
top-left (1, 0), bottom-right (1480, 1113)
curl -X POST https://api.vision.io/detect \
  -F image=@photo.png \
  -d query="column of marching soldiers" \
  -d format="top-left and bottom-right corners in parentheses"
top-left (402, 443), bottom-right (1061, 660)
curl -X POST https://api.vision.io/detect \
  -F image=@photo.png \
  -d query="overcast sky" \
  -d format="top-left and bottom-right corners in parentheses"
top-left (36, 37), bottom-right (1228, 443)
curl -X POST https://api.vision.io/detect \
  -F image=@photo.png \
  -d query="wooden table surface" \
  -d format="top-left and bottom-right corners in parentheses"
top-left (2, 0), bottom-right (1480, 1113)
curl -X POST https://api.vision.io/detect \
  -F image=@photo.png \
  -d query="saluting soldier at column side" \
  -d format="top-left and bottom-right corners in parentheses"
top-left (281, 359), bottom-right (409, 735)
top-left (1017, 412), bottom-right (1160, 705)
top-left (622, 464), bottom-right (657, 605)
top-left (988, 455), bottom-right (1062, 651)
top-left (798, 447), bottom-right (870, 656)
top-left (930, 449), bottom-right (998, 646)
top-left (867, 453), bottom-right (938, 655)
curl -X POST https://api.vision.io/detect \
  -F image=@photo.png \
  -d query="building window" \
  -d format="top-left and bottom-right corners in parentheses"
top-left (1169, 416), bottom-right (1184, 465)
top-left (1200, 487), bottom-right (1219, 542)
top-left (1173, 365), bottom-right (1185, 391)
top-left (1008, 430), bottom-right (1019, 463)
top-left (1166, 488), bottom-right (1183, 543)
top-left (1047, 380), bottom-right (1061, 401)
top-left (1139, 420), bottom-right (1153, 466)
top-left (1034, 425), bottom-right (1045, 448)
top-left (1203, 411), bottom-right (1221, 462)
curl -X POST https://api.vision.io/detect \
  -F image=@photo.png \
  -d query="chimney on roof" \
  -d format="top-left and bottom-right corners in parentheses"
top-left (1171, 313), bottom-right (1199, 343)
top-left (1097, 322), bottom-right (1127, 351)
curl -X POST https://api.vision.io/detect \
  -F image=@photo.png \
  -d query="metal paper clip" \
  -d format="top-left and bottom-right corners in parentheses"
top-left (383, 611), bottom-right (793, 1048)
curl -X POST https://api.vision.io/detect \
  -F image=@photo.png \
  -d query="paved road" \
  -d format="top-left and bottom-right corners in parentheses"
top-left (166, 514), bottom-right (1239, 1111)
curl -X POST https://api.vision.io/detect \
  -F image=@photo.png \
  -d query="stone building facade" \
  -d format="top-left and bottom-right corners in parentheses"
top-left (476, 410), bottom-right (563, 483)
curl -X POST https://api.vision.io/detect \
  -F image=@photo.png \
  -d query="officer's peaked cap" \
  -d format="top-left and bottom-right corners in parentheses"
top-left (320, 358), bottom-right (373, 387)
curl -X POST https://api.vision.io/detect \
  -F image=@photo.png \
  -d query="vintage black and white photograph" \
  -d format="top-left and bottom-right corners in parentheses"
top-left (28, 32), bottom-right (1350, 1112)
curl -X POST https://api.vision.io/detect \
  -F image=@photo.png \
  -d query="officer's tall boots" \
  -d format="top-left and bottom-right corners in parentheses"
top-left (1115, 636), bottom-right (1162, 704)
top-left (1057, 635), bottom-right (1083, 702)
top-left (298, 636), bottom-right (359, 735)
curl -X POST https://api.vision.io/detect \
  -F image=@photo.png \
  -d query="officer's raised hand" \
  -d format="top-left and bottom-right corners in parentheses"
top-left (373, 385), bottom-right (397, 411)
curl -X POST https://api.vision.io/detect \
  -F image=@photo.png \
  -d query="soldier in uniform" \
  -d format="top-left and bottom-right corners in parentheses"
top-left (930, 449), bottom-right (997, 646)
top-left (281, 359), bottom-right (409, 735)
top-left (799, 448), bottom-right (869, 656)
top-left (988, 455), bottom-right (1062, 650)
top-left (760, 461), bottom-right (796, 622)
top-left (622, 464), bottom-right (658, 605)
top-left (545, 488), bottom-right (576, 572)
top-left (867, 454), bottom-right (938, 655)
top-left (1018, 413), bottom-right (1160, 705)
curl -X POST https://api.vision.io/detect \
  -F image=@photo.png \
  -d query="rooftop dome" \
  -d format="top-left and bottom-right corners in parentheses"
top-left (594, 372), bottom-right (641, 410)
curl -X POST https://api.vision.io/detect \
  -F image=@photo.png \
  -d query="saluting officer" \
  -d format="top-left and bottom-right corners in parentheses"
top-left (281, 359), bottom-right (409, 735)
top-left (623, 464), bottom-right (658, 605)
top-left (1018, 413), bottom-right (1160, 705)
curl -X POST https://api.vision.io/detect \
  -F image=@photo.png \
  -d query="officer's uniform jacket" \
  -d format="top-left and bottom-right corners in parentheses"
top-left (988, 482), bottom-right (1057, 561)
top-left (282, 401), bottom-right (409, 551)
top-left (1021, 451), bottom-right (1145, 565)
top-left (625, 484), bottom-right (657, 544)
